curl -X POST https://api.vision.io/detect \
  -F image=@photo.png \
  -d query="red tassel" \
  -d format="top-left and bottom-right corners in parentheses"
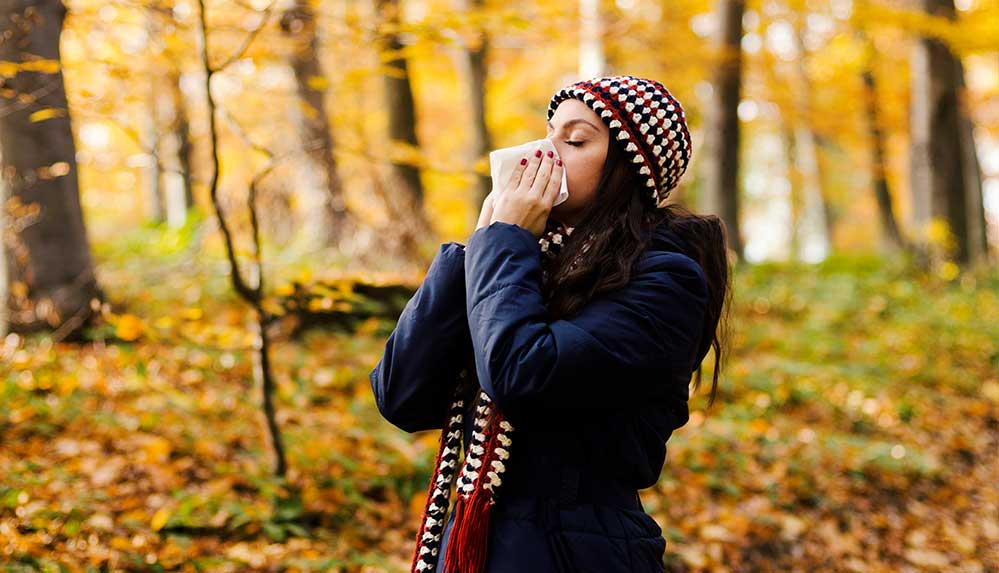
top-left (442, 427), bottom-right (501, 573)
top-left (442, 486), bottom-right (494, 573)
top-left (456, 488), bottom-right (494, 572)
top-left (442, 495), bottom-right (467, 572)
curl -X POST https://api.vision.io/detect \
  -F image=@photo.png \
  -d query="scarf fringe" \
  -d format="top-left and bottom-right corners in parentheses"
top-left (441, 416), bottom-right (502, 573)
top-left (444, 488), bottom-right (493, 573)
top-left (410, 218), bottom-right (571, 572)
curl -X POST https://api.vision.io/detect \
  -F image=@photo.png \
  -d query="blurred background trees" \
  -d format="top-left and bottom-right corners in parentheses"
top-left (0, 0), bottom-right (996, 569)
top-left (2, 0), bottom-right (994, 339)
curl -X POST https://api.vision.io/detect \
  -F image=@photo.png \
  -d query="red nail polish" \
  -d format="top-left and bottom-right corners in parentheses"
top-left (547, 151), bottom-right (554, 158)
top-left (520, 157), bottom-right (528, 165)
top-left (535, 149), bottom-right (542, 158)
top-left (557, 159), bottom-right (562, 166)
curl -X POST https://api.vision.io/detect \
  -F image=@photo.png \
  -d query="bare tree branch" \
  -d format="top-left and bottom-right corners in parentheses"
top-left (212, 0), bottom-right (277, 73)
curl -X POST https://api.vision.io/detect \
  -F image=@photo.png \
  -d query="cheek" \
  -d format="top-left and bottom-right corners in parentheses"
top-left (563, 158), bottom-right (600, 203)
top-left (566, 152), bottom-right (600, 185)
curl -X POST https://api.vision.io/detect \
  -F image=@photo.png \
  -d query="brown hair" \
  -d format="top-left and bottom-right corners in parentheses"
top-left (540, 136), bottom-right (731, 407)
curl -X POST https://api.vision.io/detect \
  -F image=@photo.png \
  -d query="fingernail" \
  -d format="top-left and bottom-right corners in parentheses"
top-left (547, 150), bottom-right (554, 158)
top-left (520, 157), bottom-right (528, 165)
top-left (557, 159), bottom-right (562, 166)
top-left (535, 149), bottom-right (542, 158)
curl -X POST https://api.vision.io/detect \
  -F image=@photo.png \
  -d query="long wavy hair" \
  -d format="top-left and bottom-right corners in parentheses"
top-left (464, 134), bottom-right (732, 414)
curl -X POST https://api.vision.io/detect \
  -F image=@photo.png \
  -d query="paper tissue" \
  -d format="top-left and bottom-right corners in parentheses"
top-left (488, 138), bottom-right (569, 206)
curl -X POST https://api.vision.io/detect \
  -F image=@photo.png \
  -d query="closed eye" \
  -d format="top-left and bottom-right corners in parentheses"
top-left (565, 141), bottom-right (583, 147)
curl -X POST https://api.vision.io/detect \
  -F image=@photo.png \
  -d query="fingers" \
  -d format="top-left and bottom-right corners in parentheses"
top-left (528, 150), bottom-right (557, 197)
top-left (542, 157), bottom-right (563, 206)
top-left (506, 154), bottom-right (529, 191)
top-left (517, 147), bottom-right (547, 192)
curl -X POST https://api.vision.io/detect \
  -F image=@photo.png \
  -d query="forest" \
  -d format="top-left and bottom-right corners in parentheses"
top-left (0, 0), bottom-right (997, 571)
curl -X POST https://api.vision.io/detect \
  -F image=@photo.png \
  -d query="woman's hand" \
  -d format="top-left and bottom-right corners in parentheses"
top-left (488, 147), bottom-right (564, 239)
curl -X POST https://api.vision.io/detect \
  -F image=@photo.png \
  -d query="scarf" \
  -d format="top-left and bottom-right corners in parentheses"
top-left (410, 217), bottom-right (578, 573)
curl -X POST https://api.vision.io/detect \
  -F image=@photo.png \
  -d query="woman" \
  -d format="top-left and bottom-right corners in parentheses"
top-left (370, 75), bottom-right (730, 573)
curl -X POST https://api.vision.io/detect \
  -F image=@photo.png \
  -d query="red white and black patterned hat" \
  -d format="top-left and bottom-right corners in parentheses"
top-left (546, 74), bottom-right (693, 208)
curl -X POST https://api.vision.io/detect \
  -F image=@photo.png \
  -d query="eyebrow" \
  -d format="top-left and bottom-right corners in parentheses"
top-left (547, 118), bottom-right (600, 132)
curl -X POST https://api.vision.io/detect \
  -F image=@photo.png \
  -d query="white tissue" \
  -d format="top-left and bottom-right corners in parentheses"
top-left (488, 138), bottom-right (569, 206)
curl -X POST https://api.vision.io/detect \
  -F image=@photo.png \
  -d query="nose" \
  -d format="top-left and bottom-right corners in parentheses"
top-left (546, 136), bottom-right (561, 155)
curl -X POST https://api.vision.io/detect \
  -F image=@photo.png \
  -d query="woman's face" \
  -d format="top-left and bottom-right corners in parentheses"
top-left (545, 98), bottom-right (609, 226)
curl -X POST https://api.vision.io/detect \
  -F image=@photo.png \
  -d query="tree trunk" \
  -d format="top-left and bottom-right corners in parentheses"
top-left (371, 0), bottom-right (435, 258)
top-left (956, 59), bottom-right (989, 264)
top-left (161, 67), bottom-right (195, 228)
top-left (788, 9), bottom-right (830, 261)
top-left (910, 0), bottom-right (978, 264)
top-left (0, 171), bottom-right (8, 338)
top-left (780, 123), bottom-right (803, 261)
top-left (0, 0), bottom-right (103, 337)
top-left (280, 0), bottom-right (355, 248)
top-left (452, 0), bottom-right (493, 209)
top-left (700, 0), bottom-right (745, 257)
top-left (859, 29), bottom-right (904, 252)
top-left (143, 76), bottom-right (165, 224)
top-left (374, 0), bottom-right (424, 204)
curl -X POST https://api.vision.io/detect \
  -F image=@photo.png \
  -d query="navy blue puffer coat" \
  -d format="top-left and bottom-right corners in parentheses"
top-left (370, 220), bottom-right (710, 572)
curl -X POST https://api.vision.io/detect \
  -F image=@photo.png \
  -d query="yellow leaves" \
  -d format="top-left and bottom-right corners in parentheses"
top-left (274, 282), bottom-right (296, 297)
top-left (137, 434), bottom-right (172, 464)
top-left (181, 307), bottom-right (204, 321)
top-left (150, 506), bottom-right (171, 531)
top-left (307, 297), bottom-right (351, 312)
top-left (112, 313), bottom-right (146, 341)
top-left (25, 60), bottom-right (60, 74)
top-left (298, 99), bottom-right (320, 120)
top-left (386, 138), bottom-right (427, 169)
top-left (0, 59), bottom-right (60, 78)
top-left (408, 491), bottom-right (427, 518)
top-left (10, 280), bottom-right (29, 299)
top-left (854, 1), bottom-right (999, 56)
top-left (306, 75), bottom-right (328, 91)
top-left (926, 218), bottom-right (954, 247)
top-left (937, 261), bottom-right (960, 281)
top-left (261, 297), bottom-right (286, 317)
top-left (28, 108), bottom-right (65, 123)
top-left (809, 34), bottom-right (865, 81)
top-left (749, 418), bottom-right (770, 435)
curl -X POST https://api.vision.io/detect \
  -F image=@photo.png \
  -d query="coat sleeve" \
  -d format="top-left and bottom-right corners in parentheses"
top-left (464, 221), bottom-right (708, 416)
top-left (369, 241), bottom-right (472, 433)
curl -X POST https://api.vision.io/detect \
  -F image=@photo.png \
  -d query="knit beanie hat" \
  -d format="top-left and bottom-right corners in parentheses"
top-left (546, 74), bottom-right (693, 209)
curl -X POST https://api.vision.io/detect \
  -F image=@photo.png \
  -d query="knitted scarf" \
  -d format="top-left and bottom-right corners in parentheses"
top-left (410, 217), bottom-right (580, 573)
